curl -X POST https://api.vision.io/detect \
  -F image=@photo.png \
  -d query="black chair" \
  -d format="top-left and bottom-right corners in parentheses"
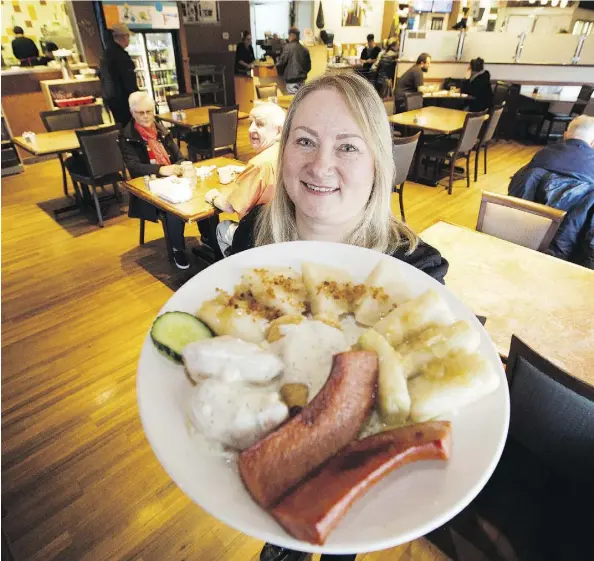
top-left (68, 125), bottom-right (125, 227)
top-left (79, 104), bottom-right (104, 127)
top-left (428, 336), bottom-right (594, 561)
top-left (166, 93), bottom-right (198, 148)
top-left (473, 104), bottom-right (504, 182)
top-left (190, 105), bottom-right (239, 161)
top-left (403, 91), bottom-right (423, 112)
top-left (392, 132), bottom-right (420, 221)
top-left (500, 83), bottom-right (548, 141)
top-left (443, 77), bottom-right (464, 91)
top-left (491, 81), bottom-right (510, 107)
top-left (418, 110), bottom-right (487, 195)
top-left (376, 58), bottom-right (397, 98)
top-left (542, 85), bottom-right (594, 144)
top-left (40, 108), bottom-right (83, 197)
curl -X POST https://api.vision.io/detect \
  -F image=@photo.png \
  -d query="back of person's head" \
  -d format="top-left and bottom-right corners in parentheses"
top-left (252, 101), bottom-right (286, 130)
top-left (13, 26), bottom-right (24, 35)
top-left (470, 57), bottom-right (484, 72)
top-left (242, 30), bottom-right (251, 40)
top-left (128, 90), bottom-right (154, 112)
top-left (367, 34), bottom-right (374, 42)
top-left (44, 41), bottom-right (58, 54)
top-left (417, 53), bottom-right (430, 65)
top-left (288, 27), bottom-right (300, 40)
top-left (256, 71), bottom-right (417, 253)
top-left (566, 115), bottom-right (594, 146)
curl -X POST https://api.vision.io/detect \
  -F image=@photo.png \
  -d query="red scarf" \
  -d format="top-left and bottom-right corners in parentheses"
top-left (134, 122), bottom-right (171, 166)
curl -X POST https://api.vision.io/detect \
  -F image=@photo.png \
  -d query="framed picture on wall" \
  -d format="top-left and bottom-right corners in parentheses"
top-left (341, 0), bottom-right (371, 27)
top-left (180, 1), bottom-right (220, 24)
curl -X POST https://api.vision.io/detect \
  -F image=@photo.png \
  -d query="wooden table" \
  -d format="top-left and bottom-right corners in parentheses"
top-left (389, 106), bottom-right (470, 135)
top-left (157, 106), bottom-right (249, 129)
top-left (121, 156), bottom-right (244, 262)
top-left (519, 86), bottom-right (578, 104)
top-left (420, 221), bottom-right (594, 387)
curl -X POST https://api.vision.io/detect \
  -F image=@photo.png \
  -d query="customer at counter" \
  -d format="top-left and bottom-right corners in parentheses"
top-left (462, 57), bottom-right (493, 112)
top-left (100, 23), bottom-right (138, 126)
top-left (37, 42), bottom-right (59, 65)
top-left (395, 53), bottom-right (431, 95)
top-left (508, 115), bottom-right (594, 269)
top-left (235, 30), bottom-right (255, 75)
top-left (11, 26), bottom-right (39, 64)
top-left (120, 92), bottom-right (190, 270)
top-left (276, 27), bottom-right (311, 94)
top-left (360, 34), bottom-right (380, 70)
top-left (204, 102), bottom-right (286, 256)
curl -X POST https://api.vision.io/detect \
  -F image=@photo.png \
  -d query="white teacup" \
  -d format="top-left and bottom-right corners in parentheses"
top-left (217, 167), bottom-right (235, 185)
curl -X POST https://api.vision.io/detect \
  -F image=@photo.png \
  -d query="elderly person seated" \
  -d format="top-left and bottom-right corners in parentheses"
top-left (509, 115), bottom-right (594, 269)
top-left (204, 102), bottom-right (286, 256)
top-left (120, 91), bottom-right (214, 269)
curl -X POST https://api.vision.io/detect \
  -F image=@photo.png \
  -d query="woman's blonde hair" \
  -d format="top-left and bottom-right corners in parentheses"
top-left (255, 71), bottom-right (418, 254)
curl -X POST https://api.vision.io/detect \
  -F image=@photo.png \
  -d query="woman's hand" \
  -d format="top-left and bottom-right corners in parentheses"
top-left (205, 188), bottom-right (222, 205)
top-left (159, 164), bottom-right (183, 177)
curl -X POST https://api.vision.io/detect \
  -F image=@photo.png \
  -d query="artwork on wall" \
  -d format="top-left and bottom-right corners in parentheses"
top-left (341, 0), bottom-right (371, 27)
top-left (180, 1), bottom-right (220, 24)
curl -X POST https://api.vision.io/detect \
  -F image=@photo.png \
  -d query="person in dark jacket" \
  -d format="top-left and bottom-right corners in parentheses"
top-left (462, 57), bottom-right (493, 112)
top-left (11, 26), bottom-right (39, 62)
top-left (276, 27), bottom-right (311, 95)
top-left (120, 92), bottom-right (195, 270)
top-left (508, 116), bottom-right (594, 269)
top-left (100, 23), bottom-right (138, 126)
top-left (360, 33), bottom-right (381, 70)
top-left (235, 30), bottom-right (255, 75)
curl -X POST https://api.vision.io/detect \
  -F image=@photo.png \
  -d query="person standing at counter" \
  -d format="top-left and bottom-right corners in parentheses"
top-left (276, 27), bottom-right (311, 94)
top-left (11, 26), bottom-right (39, 63)
top-left (360, 34), bottom-right (380, 70)
top-left (99, 23), bottom-right (138, 126)
top-left (235, 30), bottom-right (255, 75)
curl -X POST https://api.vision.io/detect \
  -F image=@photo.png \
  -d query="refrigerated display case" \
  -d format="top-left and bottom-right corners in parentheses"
top-left (127, 33), bottom-right (153, 99)
top-left (145, 32), bottom-right (180, 113)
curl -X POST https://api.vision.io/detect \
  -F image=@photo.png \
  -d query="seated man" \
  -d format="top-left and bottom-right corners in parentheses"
top-left (204, 102), bottom-right (286, 256)
top-left (509, 115), bottom-right (594, 269)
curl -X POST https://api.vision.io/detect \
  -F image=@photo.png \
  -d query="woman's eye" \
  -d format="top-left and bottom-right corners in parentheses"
top-left (338, 144), bottom-right (359, 153)
top-left (296, 137), bottom-right (315, 147)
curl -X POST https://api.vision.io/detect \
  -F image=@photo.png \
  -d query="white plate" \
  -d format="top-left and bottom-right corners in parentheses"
top-left (137, 241), bottom-right (510, 555)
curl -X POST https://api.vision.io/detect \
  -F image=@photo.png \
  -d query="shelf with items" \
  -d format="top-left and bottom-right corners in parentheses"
top-left (190, 65), bottom-right (227, 107)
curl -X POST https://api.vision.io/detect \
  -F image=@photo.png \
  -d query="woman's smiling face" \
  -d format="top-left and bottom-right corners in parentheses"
top-left (282, 89), bottom-right (375, 227)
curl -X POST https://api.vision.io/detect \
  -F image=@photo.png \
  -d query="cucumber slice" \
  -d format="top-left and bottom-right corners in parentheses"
top-left (151, 311), bottom-right (213, 363)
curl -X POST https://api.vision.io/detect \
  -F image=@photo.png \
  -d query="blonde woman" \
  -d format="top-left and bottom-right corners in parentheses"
top-left (231, 71), bottom-right (448, 285)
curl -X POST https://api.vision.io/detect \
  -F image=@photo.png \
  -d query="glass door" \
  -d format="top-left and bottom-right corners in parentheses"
top-left (145, 32), bottom-right (180, 114)
top-left (126, 33), bottom-right (153, 100)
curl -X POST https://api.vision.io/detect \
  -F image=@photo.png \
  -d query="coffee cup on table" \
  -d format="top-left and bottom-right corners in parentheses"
top-left (217, 167), bottom-right (235, 185)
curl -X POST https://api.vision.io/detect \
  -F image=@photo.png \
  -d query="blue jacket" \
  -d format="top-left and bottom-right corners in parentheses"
top-left (509, 166), bottom-right (594, 269)
top-left (527, 139), bottom-right (594, 184)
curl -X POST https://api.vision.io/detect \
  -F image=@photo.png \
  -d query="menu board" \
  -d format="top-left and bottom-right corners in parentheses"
top-left (102, 1), bottom-right (180, 30)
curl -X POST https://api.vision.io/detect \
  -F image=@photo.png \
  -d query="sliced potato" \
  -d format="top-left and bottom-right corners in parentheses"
top-left (242, 267), bottom-right (306, 316)
top-left (301, 262), bottom-right (364, 319)
top-left (398, 320), bottom-right (481, 379)
top-left (354, 259), bottom-right (412, 326)
top-left (359, 328), bottom-right (410, 425)
top-left (374, 290), bottom-right (454, 347)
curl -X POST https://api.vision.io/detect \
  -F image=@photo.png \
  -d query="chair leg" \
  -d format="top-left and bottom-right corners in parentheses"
top-left (139, 218), bottom-right (145, 245)
top-left (466, 154), bottom-right (470, 188)
top-left (484, 144), bottom-right (488, 175)
top-left (59, 155), bottom-right (69, 197)
top-left (90, 185), bottom-right (104, 227)
top-left (398, 183), bottom-right (405, 222)
top-left (448, 159), bottom-right (455, 195)
top-left (546, 119), bottom-right (554, 144)
top-left (474, 147), bottom-right (479, 182)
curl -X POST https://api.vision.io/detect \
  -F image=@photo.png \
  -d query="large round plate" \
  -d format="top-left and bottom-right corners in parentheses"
top-left (137, 241), bottom-right (510, 555)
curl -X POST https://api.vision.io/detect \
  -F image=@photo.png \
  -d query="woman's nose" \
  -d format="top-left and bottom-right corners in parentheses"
top-left (307, 145), bottom-right (334, 180)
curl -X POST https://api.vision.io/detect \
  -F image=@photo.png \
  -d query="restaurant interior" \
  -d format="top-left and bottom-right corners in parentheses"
top-left (1, 1), bottom-right (593, 560)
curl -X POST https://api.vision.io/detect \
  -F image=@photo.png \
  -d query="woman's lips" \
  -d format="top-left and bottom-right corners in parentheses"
top-left (301, 181), bottom-right (339, 195)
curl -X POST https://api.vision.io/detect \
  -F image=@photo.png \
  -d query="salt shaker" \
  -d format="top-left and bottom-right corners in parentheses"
top-left (181, 161), bottom-right (197, 189)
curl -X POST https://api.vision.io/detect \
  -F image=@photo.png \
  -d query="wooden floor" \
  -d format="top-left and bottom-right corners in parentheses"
top-left (1, 120), bottom-right (539, 561)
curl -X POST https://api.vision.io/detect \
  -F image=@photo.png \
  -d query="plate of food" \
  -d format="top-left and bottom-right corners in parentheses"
top-left (137, 241), bottom-right (509, 555)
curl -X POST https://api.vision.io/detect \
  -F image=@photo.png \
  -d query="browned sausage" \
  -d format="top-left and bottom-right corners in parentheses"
top-left (270, 421), bottom-right (451, 545)
top-left (238, 351), bottom-right (379, 509)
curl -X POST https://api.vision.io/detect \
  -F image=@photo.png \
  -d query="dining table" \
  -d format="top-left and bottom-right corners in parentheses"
top-left (157, 106), bottom-right (249, 130)
top-left (121, 156), bottom-right (245, 262)
top-left (420, 221), bottom-right (594, 387)
top-left (389, 106), bottom-right (471, 135)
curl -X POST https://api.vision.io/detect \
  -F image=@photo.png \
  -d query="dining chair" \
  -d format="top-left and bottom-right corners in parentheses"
top-left (392, 132), bottom-right (420, 222)
top-left (404, 92), bottom-right (423, 112)
top-left (190, 105), bottom-right (239, 161)
top-left (255, 83), bottom-right (278, 100)
top-left (417, 110), bottom-right (487, 195)
top-left (40, 108), bottom-right (83, 197)
top-left (473, 104), bottom-right (504, 182)
top-left (79, 104), bottom-right (104, 127)
top-left (428, 336), bottom-right (594, 561)
top-left (68, 125), bottom-right (125, 227)
top-left (476, 191), bottom-right (566, 253)
top-left (542, 84), bottom-right (593, 144)
top-left (165, 93), bottom-right (198, 148)
top-left (491, 81), bottom-right (509, 107)
top-left (500, 83), bottom-right (547, 141)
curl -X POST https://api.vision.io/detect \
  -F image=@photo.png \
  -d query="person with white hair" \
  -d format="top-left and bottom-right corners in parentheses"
top-left (204, 102), bottom-right (286, 255)
top-left (120, 91), bottom-right (214, 270)
top-left (509, 115), bottom-right (594, 268)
